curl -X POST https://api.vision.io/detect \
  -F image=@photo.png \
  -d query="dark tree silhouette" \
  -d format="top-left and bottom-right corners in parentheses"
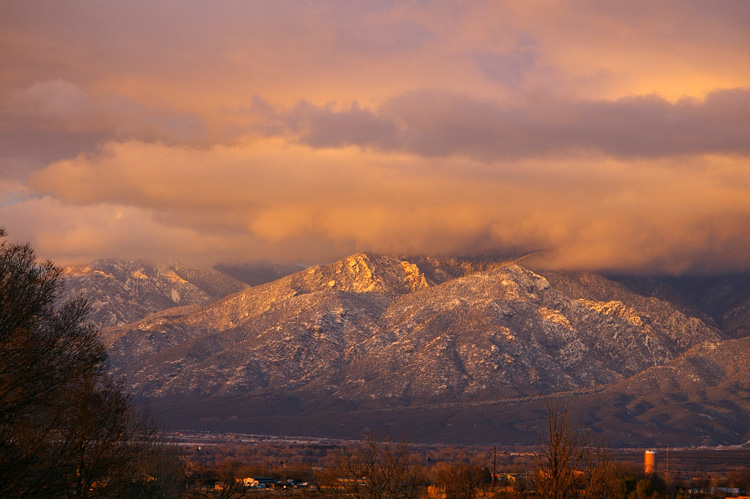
top-left (0, 229), bottom-right (181, 498)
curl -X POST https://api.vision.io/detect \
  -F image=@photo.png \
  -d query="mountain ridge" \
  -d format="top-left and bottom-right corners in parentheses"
top-left (62, 252), bottom-right (750, 446)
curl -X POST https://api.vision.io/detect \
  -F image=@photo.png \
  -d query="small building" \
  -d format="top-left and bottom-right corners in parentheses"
top-left (243, 477), bottom-right (278, 488)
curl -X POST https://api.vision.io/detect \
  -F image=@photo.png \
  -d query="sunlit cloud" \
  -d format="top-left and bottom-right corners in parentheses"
top-left (2, 1), bottom-right (749, 273)
top-left (19, 139), bottom-right (750, 273)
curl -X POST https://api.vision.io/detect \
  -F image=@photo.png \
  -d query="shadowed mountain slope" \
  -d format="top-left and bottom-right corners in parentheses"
top-left (613, 273), bottom-right (750, 339)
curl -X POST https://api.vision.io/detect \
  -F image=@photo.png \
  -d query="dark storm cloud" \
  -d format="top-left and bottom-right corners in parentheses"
top-left (254, 87), bottom-right (750, 160)
top-left (252, 97), bottom-right (401, 150)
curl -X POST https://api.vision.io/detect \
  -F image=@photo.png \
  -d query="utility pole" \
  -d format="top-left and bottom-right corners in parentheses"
top-left (492, 446), bottom-right (497, 491)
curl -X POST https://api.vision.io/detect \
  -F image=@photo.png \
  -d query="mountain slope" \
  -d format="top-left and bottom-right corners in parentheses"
top-left (60, 260), bottom-right (249, 328)
top-left (614, 273), bottom-right (750, 339)
top-left (567, 336), bottom-right (750, 446)
top-left (140, 336), bottom-right (750, 447)
top-left (105, 253), bottom-right (720, 416)
top-left (61, 252), bottom-right (750, 446)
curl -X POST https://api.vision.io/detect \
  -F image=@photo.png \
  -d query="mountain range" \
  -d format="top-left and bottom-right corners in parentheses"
top-left (61, 254), bottom-right (750, 447)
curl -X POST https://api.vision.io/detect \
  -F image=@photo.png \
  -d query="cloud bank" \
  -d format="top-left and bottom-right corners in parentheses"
top-left (252, 88), bottom-right (750, 159)
top-left (2, 1), bottom-right (750, 273)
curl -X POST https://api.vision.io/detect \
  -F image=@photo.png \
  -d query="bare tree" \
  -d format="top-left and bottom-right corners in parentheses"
top-left (332, 434), bottom-right (422, 499)
top-left (579, 439), bottom-right (618, 499)
top-left (432, 458), bottom-right (490, 499)
top-left (532, 400), bottom-right (618, 499)
top-left (532, 400), bottom-right (585, 499)
top-left (213, 459), bottom-right (250, 499)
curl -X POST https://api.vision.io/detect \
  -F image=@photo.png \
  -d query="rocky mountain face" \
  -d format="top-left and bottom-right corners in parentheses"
top-left (59, 259), bottom-right (305, 329)
top-left (78, 252), bottom-right (750, 446)
top-left (59, 260), bottom-right (249, 328)
top-left (62, 253), bottom-right (750, 446)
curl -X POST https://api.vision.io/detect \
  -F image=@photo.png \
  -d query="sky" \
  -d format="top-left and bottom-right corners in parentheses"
top-left (2, 1), bottom-right (750, 274)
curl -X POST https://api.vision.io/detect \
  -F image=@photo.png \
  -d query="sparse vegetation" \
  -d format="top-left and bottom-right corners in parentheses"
top-left (119, 430), bottom-right (750, 498)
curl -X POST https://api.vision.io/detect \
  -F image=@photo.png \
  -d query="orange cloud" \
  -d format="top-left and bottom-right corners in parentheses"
top-left (2, 1), bottom-right (750, 272)
top-left (16, 139), bottom-right (750, 273)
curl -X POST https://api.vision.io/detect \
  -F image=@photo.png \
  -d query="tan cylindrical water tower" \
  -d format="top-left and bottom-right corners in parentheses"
top-left (644, 450), bottom-right (657, 474)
